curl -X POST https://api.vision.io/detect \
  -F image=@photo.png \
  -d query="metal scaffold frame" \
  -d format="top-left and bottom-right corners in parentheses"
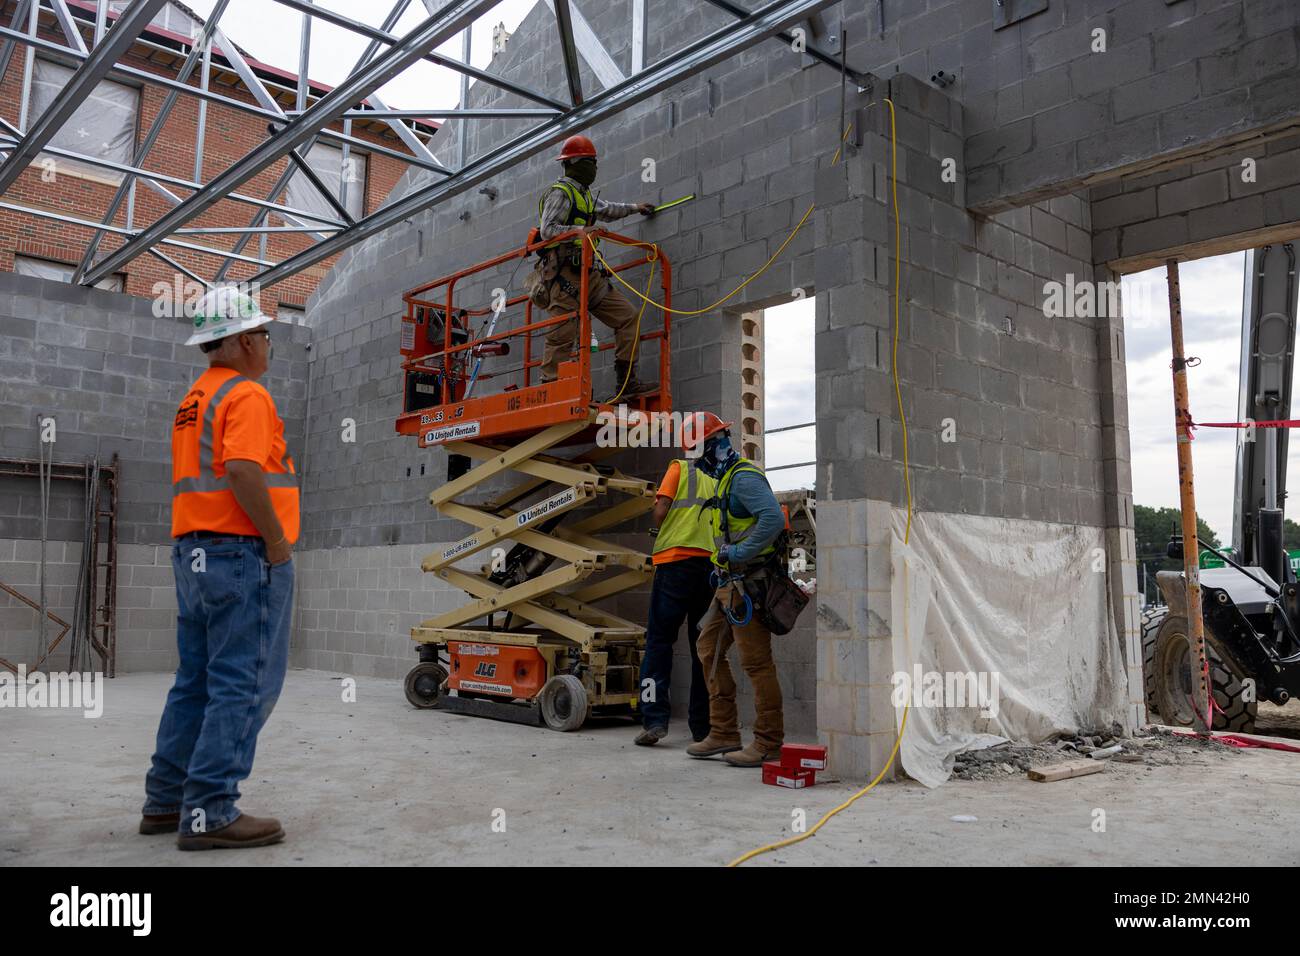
top-left (0, 0), bottom-right (853, 289)
top-left (0, 453), bottom-right (118, 677)
top-left (413, 413), bottom-right (656, 651)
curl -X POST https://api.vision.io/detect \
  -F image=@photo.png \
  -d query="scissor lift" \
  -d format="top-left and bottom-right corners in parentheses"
top-left (398, 228), bottom-right (673, 730)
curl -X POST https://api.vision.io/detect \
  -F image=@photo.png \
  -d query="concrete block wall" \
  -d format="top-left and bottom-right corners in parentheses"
top-left (0, 272), bottom-right (311, 546)
top-left (816, 74), bottom-right (1118, 527)
top-left (1090, 130), bottom-right (1300, 272)
top-left (0, 272), bottom-right (312, 675)
top-left (0, 538), bottom-right (180, 673)
top-left (811, 71), bottom-right (1140, 772)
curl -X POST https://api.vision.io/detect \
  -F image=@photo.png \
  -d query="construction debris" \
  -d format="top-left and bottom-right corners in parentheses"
top-left (949, 726), bottom-right (1242, 781)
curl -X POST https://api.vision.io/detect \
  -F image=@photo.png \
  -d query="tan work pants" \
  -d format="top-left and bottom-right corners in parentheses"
top-left (695, 584), bottom-right (784, 752)
top-left (540, 262), bottom-right (638, 381)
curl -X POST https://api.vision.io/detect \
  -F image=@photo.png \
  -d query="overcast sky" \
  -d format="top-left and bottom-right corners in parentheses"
top-left (1123, 252), bottom-right (1300, 545)
top-left (183, 0), bottom-right (540, 110)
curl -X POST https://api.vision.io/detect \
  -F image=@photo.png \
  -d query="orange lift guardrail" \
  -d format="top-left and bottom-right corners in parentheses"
top-left (396, 227), bottom-right (673, 448)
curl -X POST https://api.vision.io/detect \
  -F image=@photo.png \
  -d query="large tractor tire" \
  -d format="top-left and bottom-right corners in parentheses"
top-left (1143, 612), bottom-right (1256, 732)
top-left (1139, 606), bottom-right (1166, 718)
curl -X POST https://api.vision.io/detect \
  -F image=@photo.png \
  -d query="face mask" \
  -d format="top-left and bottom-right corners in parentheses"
top-left (698, 435), bottom-right (733, 478)
top-left (566, 158), bottom-right (597, 187)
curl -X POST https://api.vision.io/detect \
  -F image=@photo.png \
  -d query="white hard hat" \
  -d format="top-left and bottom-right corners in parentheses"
top-left (184, 286), bottom-right (273, 346)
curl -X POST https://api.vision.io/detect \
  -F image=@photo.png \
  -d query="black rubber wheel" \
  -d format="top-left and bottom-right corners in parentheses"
top-left (1147, 613), bottom-right (1256, 732)
top-left (1140, 606), bottom-right (1166, 719)
top-left (539, 674), bottom-right (589, 731)
top-left (404, 662), bottom-right (448, 710)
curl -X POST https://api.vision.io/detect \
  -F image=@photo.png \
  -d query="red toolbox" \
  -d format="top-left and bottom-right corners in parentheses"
top-left (762, 761), bottom-right (816, 789)
top-left (780, 743), bottom-right (828, 771)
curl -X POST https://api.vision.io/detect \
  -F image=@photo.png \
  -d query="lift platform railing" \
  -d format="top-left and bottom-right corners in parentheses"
top-left (397, 228), bottom-right (672, 447)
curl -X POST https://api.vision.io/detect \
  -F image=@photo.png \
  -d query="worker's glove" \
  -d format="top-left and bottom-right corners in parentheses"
top-left (716, 543), bottom-right (732, 565)
top-left (639, 202), bottom-right (656, 217)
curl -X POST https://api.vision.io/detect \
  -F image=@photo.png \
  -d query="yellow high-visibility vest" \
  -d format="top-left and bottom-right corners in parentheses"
top-left (654, 459), bottom-right (716, 555)
top-left (709, 458), bottom-right (777, 569)
top-left (538, 180), bottom-right (597, 250)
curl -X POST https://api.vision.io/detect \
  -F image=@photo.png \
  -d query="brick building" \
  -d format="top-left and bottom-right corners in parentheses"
top-left (0, 0), bottom-right (438, 318)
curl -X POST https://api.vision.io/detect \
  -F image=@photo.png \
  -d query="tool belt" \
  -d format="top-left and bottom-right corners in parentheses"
top-left (717, 530), bottom-right (808, 636)
top-left (738, 553), bottom-right (809, 636)
top-left (523, 246), bottom-right (600, 310)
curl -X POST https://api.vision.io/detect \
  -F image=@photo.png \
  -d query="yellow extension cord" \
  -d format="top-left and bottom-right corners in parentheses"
top-left (584, 102), bottom-right (916, 866)
top-left (726, 98), bottom-right (915, 868)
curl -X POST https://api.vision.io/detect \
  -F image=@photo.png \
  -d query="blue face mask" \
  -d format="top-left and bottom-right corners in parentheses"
top-left (696, 435), bottom-right (735, 479)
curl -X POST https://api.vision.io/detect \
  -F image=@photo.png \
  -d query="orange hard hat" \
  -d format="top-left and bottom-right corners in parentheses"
top-left (682, 411), bottom-right (732, 452)
top-left (555, 134), bottom-right (597, 162)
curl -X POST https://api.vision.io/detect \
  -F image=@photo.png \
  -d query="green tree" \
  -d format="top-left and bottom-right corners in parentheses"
top-left (1134, 503), bottom-right (1221, 575)
top-left (1284, 518), bottom-right (1300, 551)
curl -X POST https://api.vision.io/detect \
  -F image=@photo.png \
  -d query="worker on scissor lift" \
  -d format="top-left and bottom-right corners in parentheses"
top-left (532, 134), bottom-right (657, 399)
top-left (685, 415), bottom-right (789, 768)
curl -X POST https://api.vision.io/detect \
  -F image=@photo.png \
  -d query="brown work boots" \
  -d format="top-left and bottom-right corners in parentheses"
top-left (176, 813), bottom-right (285, 851)
top-left (686, 736), bottom-right (781, 767)
top-left (607, 360), bottom-right (656, 402)
top-left (685, 734), bottom-right (742, 758)
top-left (722, 742), bottom-right (781, 768)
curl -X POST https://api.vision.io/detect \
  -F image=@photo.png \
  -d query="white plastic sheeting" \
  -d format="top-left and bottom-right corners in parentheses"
top-left (888, 509), bottom-right (1129, 787)
top-left (285, 142), bottom-right (367, 222)
top-left (32, 59), bottom-right (138, 184)
top-left (13, 254), bottom-right (122, 292)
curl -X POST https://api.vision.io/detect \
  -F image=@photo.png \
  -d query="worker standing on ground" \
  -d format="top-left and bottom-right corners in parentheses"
top-left (141, 287), bottom-right (297, 851)
top-left (634, 442), bottom-right (720, 747)
top-left (686, 416), bottom-right (788, 767)
top-left (534, 134), bottom-right (657, 399)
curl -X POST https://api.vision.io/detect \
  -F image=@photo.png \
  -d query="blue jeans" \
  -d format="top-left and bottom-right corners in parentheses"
top-left (639, 555), bottom-right (714, 738)
top-left (143, 534), bottom-right (294, 836)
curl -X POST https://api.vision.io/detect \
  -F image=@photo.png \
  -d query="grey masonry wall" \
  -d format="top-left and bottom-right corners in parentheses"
top-left (810, 71), bottom-right (1140, 775)
top-left (0, 272), bottom-right (310, 671)
top-left (1090, 131), bottom-right (1300, 273)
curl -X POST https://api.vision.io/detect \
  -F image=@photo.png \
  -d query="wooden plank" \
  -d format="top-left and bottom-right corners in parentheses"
top-left (1027, 760), bottom-right (1106, 783)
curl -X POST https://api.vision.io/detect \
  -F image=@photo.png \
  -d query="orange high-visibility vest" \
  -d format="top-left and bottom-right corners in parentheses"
top-left (170, 367), bottom-right (300, 542)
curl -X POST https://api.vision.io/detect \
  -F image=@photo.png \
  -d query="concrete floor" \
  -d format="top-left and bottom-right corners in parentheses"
top-left (4, 669), bottom-right (1300, 866)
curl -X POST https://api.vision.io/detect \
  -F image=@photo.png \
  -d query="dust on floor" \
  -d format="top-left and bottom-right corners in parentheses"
top-left (4, 670), bottom-right (1299, 866)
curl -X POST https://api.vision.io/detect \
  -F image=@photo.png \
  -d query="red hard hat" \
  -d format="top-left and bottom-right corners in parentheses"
top-left (555, 134), bottom-right (597, 162)
top-left (682, 412), bottom-right (732, 453)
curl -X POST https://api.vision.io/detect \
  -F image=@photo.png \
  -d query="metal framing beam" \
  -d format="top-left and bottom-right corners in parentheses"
top-left (0, 22), bottom-right (435, 166)
top-left (254, 0), bottom-right (841, 289)
top-left (274, 0), bottom-right (567, 112)
top-left (333, 108), bottom-right (557, 120)
top-left (0, 119), bottom-right (345, 226)
top-left (0, 0), bottom-right (859, 291)
top-left (49, 0), bottom-right (89, 54)
top-left (82, 0), bottom-right (500, 286)
top-left (0, 0), bottom-right (33, 85)
top-left (0, 199), bottom-right (279, 267)
top-left (281, 127), bottom-right (355, 226)
top-left (74, 0), bottom-right (234, 284)
top-left (704, 0), bottom-right (868, 85)
top-left (214, 0), bottom-right (416, 282)
top-left (0, 0), bottom-right (167, 195)
top-left (631, 0), bottom-right (645, 73)
top-left (552, 0), bottom-right (585, 106)
top-left (565, 0), bottom-right (625, 90)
